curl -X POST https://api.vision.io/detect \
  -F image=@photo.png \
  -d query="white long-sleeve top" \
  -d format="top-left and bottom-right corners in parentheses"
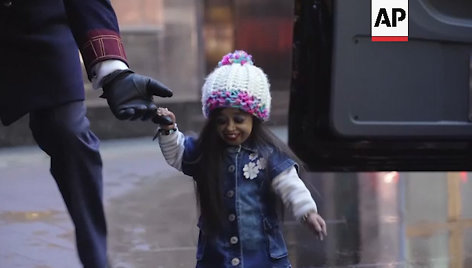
top-left (157, 130), bottom-right (318, 220)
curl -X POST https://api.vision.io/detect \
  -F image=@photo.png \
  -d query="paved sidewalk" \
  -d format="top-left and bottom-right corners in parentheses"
top-left (0, 127), bottom-right (289, 268)
top-left (0, 136), bottom-right (198, 268)
top-left (3, 127), bottom-right (470, 268)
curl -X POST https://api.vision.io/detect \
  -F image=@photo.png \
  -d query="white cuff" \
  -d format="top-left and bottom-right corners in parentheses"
top-left (91, 60), bottom-right (128, 89)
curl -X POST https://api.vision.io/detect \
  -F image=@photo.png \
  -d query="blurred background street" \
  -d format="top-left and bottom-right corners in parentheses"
top-left (2, 127), bottom-right (472, 267)
top-left (0, 134), bottom-right (196, 268)
top-left (1, 0), bottom-right (472, 267)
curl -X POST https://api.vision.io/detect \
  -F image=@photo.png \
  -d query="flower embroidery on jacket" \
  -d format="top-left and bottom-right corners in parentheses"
top-left (248, 153), bottom-right (258, 161)
top-left (243, 162), bottom-right (259, 180)
top-left (257, 158), bottom-right (267, 170)
top-left (243, 154), bottom-right (266, 180)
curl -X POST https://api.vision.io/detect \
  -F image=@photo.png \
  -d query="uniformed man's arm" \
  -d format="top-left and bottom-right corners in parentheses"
top-left (62, 0), bottom-right (126, 78)
top-left (62, 0), bottom-right (173, 122)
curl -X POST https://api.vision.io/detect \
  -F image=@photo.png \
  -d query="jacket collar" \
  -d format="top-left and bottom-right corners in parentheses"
top-left (225, 143), bottom-right (258, 154)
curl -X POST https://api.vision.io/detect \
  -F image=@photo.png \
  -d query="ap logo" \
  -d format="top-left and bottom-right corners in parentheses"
top-left (371, 0), bottom-right (408, 41)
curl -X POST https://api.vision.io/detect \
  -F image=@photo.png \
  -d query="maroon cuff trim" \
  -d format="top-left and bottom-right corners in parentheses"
top-left (80, 29), bottom-right (128, 78)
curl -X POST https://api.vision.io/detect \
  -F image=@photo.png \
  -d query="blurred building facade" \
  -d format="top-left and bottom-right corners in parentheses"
top-left (0, 0), bottom-right (293, 147)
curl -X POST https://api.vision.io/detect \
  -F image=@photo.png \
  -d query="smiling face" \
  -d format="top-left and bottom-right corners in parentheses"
top-left (215, 108), bottom-right (253, 146)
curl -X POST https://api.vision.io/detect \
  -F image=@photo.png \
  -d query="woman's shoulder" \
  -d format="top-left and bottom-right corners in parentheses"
top-left (255, 144), bottom-right (296, 175)
top-left (254, 144), bottom-right (290, 162)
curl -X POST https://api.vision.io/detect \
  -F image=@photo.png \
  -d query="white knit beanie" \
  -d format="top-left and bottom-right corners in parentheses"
top-left (201, 50), bottom-right (271, 121)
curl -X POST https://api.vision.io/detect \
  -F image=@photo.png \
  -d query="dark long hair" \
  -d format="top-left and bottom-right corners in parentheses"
top-left (193, 109), bottom-right (304, 234)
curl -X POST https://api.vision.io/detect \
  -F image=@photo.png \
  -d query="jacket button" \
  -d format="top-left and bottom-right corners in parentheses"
top-left (226, 190), bottom-right (234, 198)
top-left (228, 165), bottom-right (235, 172)
top-left (228, 214), bottom-right (236, 221)
top-left (231, 257), bottom-right (240, 266)
top-left (230, 236), bottom-right (239, 244)
top-left (3, 0), bottom-right (12, 7)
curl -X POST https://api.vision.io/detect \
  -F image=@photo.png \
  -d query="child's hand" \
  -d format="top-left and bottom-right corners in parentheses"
top-left (156, 107), bottom-right (176, 130)
top-left (304, 212), bottom-right (327, 240)
top-left (153, 107), bottom-right (175, 126)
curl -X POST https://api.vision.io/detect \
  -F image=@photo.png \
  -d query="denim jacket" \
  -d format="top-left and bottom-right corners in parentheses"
top-left (181, 137), bottom-right (295, 268)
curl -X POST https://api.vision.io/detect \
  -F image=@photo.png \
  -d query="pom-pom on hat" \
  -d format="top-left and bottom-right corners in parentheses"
top-left (201, 50), bottom-right (271, 121)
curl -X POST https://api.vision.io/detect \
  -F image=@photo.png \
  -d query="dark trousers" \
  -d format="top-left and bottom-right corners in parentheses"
top-left (29, 101), bottom-right (107, 268)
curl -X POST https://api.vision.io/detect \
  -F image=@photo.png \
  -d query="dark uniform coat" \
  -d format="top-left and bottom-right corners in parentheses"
top-left (0, 0), bottom-right (128, 125)
top-left (0, 1), bottom-right (130, 266)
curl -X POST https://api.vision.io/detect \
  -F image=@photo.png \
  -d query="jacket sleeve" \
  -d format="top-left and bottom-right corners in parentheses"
top-left (271, 166), bottom-right (318, 220)
top-left (157, 130), bottom-right (185, 171)
top-left (63, 0), bottom-right (129, 79)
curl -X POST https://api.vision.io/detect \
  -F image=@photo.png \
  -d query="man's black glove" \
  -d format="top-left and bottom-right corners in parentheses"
top-left (101, 69), bottom-right (173, 123)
